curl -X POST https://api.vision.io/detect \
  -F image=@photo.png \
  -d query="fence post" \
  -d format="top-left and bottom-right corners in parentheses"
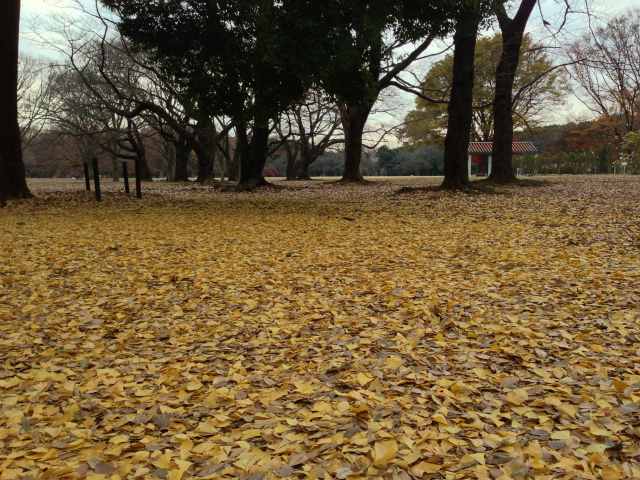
top-left (134, 157), bottom-right (142, 199)
top-left (84, 162), bottom-right (91, 191)
top-left (92, 157), bottom-right (102, 202)
top-left (122, 162), bottom-right (130, 194)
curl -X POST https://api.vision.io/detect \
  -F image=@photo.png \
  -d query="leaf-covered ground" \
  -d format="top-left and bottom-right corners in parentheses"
top-left (1, 176), bottom-right (640, 480)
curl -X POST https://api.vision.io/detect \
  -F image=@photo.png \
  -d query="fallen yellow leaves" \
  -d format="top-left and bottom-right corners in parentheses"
top-left (1, 177), bottom-right (640, 478)
top-left (505, 388), bottom-right (529, 406)
top-left (372, 439), bottom-right (398, 467)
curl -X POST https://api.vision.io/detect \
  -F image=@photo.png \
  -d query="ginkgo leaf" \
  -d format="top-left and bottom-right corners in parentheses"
top-left (168, 460), bottom-right (192, 480)
top-left (185, 380), bottom-right (203, 391)
top-left (109, 434), bottom-right (129, 444)
top-left (356, 373), bottom-right (374, 386)
top-left (372, 439), bottom-right (398, 467)
top-left (411, 461), bottom-right (441, 475)
top-left (152, 452), bottom-right (173, 469)
top-left (293, 381), bottom-right (315, 395)
top-left (384, 356), bottom-right (403, 369)
top-left (550, 430), bottom-right (571, 441)
top-left (134, 388), bottom-right (154, 397)
top-left (556, 403), bottom-right (577, 418)
top-left (505, 388), bottom-right (529, 406)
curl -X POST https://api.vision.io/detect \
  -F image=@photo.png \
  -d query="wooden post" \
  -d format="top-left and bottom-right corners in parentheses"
top-left (84, 162), bottom-right (91, 191)
top-left (92, 157), bottom-right (102, 202)
top-left (122, 161), bottom-right (130, 194)
top-left (134, 157), bottom-right (142, 199)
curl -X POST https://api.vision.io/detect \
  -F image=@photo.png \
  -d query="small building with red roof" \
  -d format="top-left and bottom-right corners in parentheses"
top-left (468, 141), bottom-right (538, 176)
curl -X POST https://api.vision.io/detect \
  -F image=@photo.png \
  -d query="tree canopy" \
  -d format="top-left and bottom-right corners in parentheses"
top-left (404, 33), bottom-right (568, 146)
top-left (100, 0), bottom-right (329, 187)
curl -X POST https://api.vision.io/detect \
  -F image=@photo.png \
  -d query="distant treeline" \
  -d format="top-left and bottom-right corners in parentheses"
top-left (24, 115), bottom-right (639, 178)
top-left (267, 146), bottom-right (444, 178)
top-left (25, 131), bottom-right (445, 179)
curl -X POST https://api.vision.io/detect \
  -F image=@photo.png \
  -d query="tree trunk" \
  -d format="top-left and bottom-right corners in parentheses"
top-left (339, 103), bottom-right (369, 182)
top-left (196, 148), bottom-right (213, 182)
top-left (0, 0), bottom-right (32, 204)
top-left (490, 31), bottom-right (521, 183)
top-left (490, 0), bottom-right (536, 183)
top-left (441, 7), bottom-right (481, 190)
top-left (227, 122), bottom-right (245, 182)
top-left (236, 123), bottom-right (250, 184)
top-left (132, 143), bottom-right (152, 181)
top-left (164, 139), bottom-right (176, 180)
top-left (296, 155), bottom-right (312, 180)
top-left (127, 120), bottom-right (152, 180)
top-left (196, 120), bottom-right (216, 183)
top-left (111, 154), bottom-right (120, 181)
top-left (238, 121), bottom-right (269, 189)
top-left (219, 130), bottom-right (235, 181)
top-left (285, 149), bottom-right (298, 180)
top-left (238, 109), bottom-right (269, 190)
top-left (296, 140), bottom-right (313, 180)
top-left (226, 154), bottom-right (239, 182)
top-left (137, 153), bottom-right (152, 181)
top-left (174, 138), bottom-right (190, 181)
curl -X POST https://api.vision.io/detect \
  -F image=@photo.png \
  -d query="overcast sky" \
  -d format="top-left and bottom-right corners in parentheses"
top-left (18, 0), bottom-right (640, 127)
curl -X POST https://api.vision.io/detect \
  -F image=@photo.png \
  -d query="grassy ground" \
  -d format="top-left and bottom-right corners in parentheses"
top-left (1, 176), bottom-right (639, 479)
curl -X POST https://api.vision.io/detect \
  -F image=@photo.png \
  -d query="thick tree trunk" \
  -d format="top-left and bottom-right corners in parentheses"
top-left (226, 154), bottom-right (239, 182)
top-left (295, 140), bottom-right (313, 180)
top-left (137, 155), bottom-right (152, 181)
top-left (238, 109), bottom-right (269, 190)
top-left (219, 130), bottom-right (235, 181)
top-left (196, 149), bottom-right (213, 182)
top-left (174, 138), bottom-right (190, 181)
top-left (296, 155), bottom-right (312, 180)
top-left (285, 150), bottom-right (298, 180)
top-left (111, 155), bottom-right (120, 182)
top-left (490, 0), bottom-right (536, 183)
top-left (0, 0), bottom-right (32, 204)
top-left (490, 31), bottom-right (521, 183)
top-left (238, 122), bottom-right (269, 189)
top-left (196, 121), bottom-right (217, 183)
top-left (228, 122), bottom-right (246, 182)
top-left (164, 139), bottom-right (176, 180)
top-left (339, 103), bottom-right (370, 182)
top-left (441, 8), bottom-right (481, 190)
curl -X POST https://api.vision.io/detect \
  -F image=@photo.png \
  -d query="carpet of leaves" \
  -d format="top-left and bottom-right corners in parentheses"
top-left (1, 176), bottom-right (640, 480)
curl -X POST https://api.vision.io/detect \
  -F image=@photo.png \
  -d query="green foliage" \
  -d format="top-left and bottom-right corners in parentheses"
top-left (404, 33), bottom-right (568, 145)
top-left (514, 150), bottom-right (612, 175)
top-left (321, 1), bottom-right (457, 105)
top-left (377, 145), bottom-right (444, 176)
top-left (100, 0), bottom-right (327, 120)
top-left (266, 146), bottom-right (444, 177)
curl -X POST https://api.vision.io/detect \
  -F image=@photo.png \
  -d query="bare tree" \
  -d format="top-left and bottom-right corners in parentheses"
top-left (44, 63), bottom-right (155, 180)
top-left (567, 9), bottom-right (640, 143)
top-left (17, 56), bottom-right (53, 151)
top-left (274, 89), bottom-right (344, 180)
top-left (45, 68), bottom-right (105, 170)
top-left (38, 1), bottom-right (233, 183)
